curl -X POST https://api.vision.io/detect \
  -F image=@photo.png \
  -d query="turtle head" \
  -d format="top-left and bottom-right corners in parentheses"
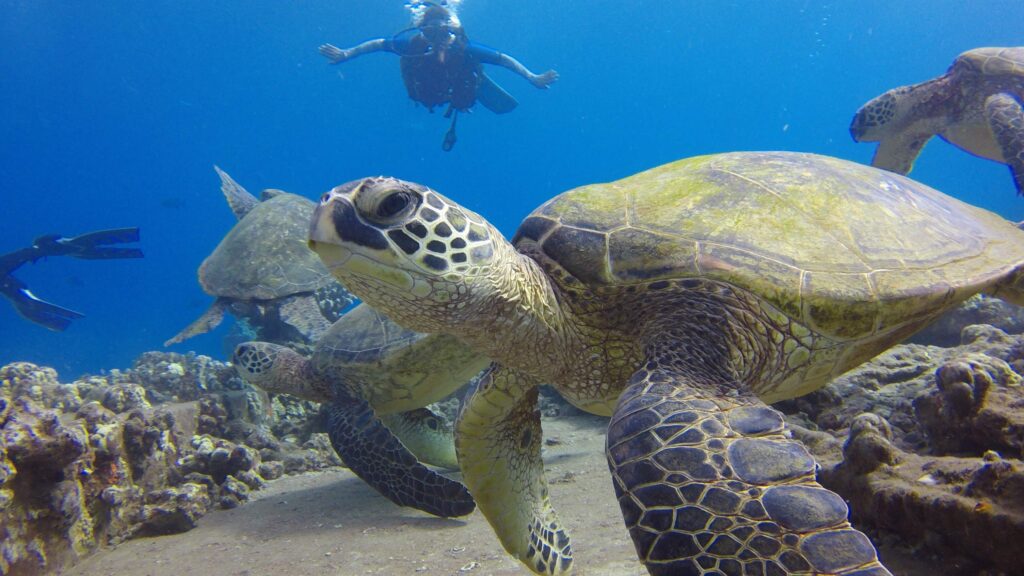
top-left (850, 89), bottom-right (907, 142)
top-left (232, 341), bottom-right (330, 402)
top-left (309, 177), bottom-right (505, 333)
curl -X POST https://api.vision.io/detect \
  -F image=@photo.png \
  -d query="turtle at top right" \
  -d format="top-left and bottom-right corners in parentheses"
top-left (850, 46), bottom-right (1024, 195)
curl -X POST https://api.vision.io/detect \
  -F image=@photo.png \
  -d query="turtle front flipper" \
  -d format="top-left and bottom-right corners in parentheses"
top-left (456, 365), bottom-right (573, 575)
top-left (380, 408), bottom-right (459, 470)
top-left (327, 383), bottom-right (475, 518)
top-left (164, 299), bottom-right (227, 346)
top-left (984, 92), bottom-right (1024, 196)
top-left (608, 366), bottom-right (891, 576)
top-left (871, 132), bottom-right (931, 174)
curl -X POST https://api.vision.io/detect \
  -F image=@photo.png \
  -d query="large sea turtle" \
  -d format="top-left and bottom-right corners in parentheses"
top-left (306, 151), bottom-right (1024, 575)
top-left (850, 46), bottom-right (1024, 195)
top-left (234, 302), bottom-right (487, 517)
top-left (165, 167), bottom-right (354, 347)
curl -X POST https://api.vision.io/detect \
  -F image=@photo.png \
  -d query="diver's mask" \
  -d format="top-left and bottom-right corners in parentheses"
top-left (421, 22), bottom-right (456, 53)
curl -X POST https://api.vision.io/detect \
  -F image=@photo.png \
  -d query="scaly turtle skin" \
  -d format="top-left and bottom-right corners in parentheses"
top-left (165, 167), bottom-right (354, 346)
top-left (851, 47), bottom-right (1024, 195)
top-left (234, 303), bottom-right (487, 517)
top-left (307, 152), bottom-right (1024, 575)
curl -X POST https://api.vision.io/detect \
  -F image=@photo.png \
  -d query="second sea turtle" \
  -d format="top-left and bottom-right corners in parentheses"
top-left (165, 167), bottom-right (354, 347)
top-left (233, 302), bottom-right (488, 517)
top-left (851, 46), bottom-right (1024, 195)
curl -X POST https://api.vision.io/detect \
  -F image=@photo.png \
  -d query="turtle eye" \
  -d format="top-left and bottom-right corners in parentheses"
top-left (376, 191), bottom-right (412, 220)
top-left (320, 192), bottom-right (331, 204)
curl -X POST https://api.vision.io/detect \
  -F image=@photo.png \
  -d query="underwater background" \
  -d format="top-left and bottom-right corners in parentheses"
top-left (2, 0), bottom-right (1023, 377)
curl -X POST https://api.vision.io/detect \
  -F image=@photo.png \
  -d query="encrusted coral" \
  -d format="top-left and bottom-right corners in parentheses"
top-left (822, 414), bottom-right (1024, 574)
top-left (915, 354), bottom-right (1024, 457)
top-left (0, 353), bottom-right (339, 576)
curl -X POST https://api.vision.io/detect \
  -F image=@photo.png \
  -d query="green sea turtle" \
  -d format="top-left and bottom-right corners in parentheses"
top-left (233, 302), bottom-right (488, 517)
top-left (850, 46), bottom-right (1024, 195)
top-left (165, 167), bottom-right (354, 347)
top-left (306, 151), bottom-right (1024, 575)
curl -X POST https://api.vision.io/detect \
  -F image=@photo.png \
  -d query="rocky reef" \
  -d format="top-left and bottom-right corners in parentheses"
top-left (4, 294), bottom-right (1024, 575)
top-left (0, 352), bottom-right (341, 576)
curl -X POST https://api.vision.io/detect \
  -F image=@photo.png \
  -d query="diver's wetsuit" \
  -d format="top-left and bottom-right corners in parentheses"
top-left (388, 27), bottom-right (515, 113)
top-left (0, 228), bottom-right (143, 331)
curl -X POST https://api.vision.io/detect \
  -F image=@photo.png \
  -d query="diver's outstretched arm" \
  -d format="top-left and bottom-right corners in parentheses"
top-left (470, 43), bottom-right (558, 89)
top-left (0, 277), bottom-right (84, 332)
top-left (319, 38), bottom-right (392, 64)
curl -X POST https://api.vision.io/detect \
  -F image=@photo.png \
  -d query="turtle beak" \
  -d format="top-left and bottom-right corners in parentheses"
top-left (308, 204), bottom-right (353, 272)
top-left (309, 193), bottom-right (419, 294)
top-left (849, 113), bottom-right (867, 142)
top-left (310, 182), bottom-right (389, 253)
top-left (309, 199), bottom-right (344, 248)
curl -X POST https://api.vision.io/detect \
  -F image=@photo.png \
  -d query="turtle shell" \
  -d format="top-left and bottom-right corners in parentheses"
top-left (512, 152), bottom-right (1024, 341)
top-left (199, 193), bottom-right (334, 300)
top-left (310, 304), bottom-right (489, 413)
top-left (951, 47), bottom-right (1024, 78)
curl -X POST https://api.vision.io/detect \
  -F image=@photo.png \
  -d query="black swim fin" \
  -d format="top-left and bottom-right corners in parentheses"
top-left (35, 228), bottom-right (144, 260)
top-left (442, 108), bottom-right (458, 151)
top-left (4, 282), bottom-right (85, 331)
top-left (477, 72), bottom-right (518, 114)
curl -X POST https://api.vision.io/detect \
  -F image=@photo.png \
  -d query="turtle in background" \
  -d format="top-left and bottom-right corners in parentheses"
top-left (234, 303), bottom-right (488, 518)
top-left (850, 46), bottom-right (1024, 195)
top-left (165, 167), bottom-right (354, 347)
top-left (307, 152), bottom-right (1024, 575)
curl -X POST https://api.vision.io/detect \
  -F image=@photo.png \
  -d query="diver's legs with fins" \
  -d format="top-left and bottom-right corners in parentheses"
top-left (0, 227), bottom-right (143, 331)
top-left (443, 105), bottom-right (458, 151)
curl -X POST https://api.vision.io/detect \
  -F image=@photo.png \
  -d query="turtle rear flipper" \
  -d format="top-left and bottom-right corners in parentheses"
top-left (328, 386), bottom-right (475, 518)
top-left (164, 300), bottom-right (226, 346)
top-left (607, 363), bottom-right (891, 576)
top-left (984, 92), bottom-right (1024, 196)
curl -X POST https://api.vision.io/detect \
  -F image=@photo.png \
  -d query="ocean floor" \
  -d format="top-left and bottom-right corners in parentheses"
top-left (65, 415), bottom-right (954, 576)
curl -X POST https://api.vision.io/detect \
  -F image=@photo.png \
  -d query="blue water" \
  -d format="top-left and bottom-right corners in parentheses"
top-left (2, 0), bottom-right (1023, 378)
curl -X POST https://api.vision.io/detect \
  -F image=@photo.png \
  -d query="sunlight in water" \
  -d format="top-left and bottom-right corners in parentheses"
top-left (407, 0), bottom-right (463, 27)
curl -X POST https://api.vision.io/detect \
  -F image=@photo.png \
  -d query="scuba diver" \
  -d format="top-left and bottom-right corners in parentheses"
top-left (319, 1), bottom-right (558, 151)
top-left (0, 228), bottom-right (143, 331)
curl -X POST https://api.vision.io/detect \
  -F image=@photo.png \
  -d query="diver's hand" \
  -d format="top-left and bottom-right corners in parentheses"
top-left (530, 69), bottom-right (559, 89)
top-left (319, 44), bottom-right (351, 64)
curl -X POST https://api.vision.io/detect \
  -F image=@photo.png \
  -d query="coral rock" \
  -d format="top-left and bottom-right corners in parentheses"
top-left (823, 422), bottom-right (1024, 573)
top-left (915, 354), bottom-right (1024, 457)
